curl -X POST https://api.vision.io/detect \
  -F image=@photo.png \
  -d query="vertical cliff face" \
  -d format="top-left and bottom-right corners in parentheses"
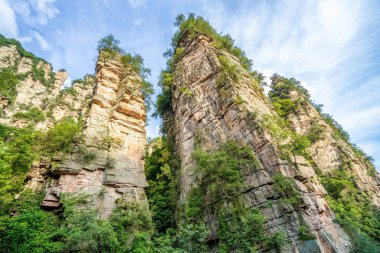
top-left (38, 51), bottom-right (148, 217)
top-left (274, 87), bottom-right (380, 206)
top-left (0, 37), bottom-right (148, 218)
top-left (167, 32), bottom-right (352, 251)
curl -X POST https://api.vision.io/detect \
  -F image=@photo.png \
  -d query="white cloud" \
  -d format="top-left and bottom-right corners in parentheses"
top-left (134, 18), bottom-right (144, 27)
top-left (11, 0), bottom-right (59, 26)
top-left (128, 0), bottom-right (146, 9)
top-left (0, 0), bottom-right (18, 37)
top-left (31, 31), bottom-right (51, 51)
top-left (18, 36), bottom-right (33, 43)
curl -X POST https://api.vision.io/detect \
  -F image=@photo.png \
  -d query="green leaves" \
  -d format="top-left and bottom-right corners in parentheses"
top-left (42, 117), bottom-right (82, 155)
top-left (272, 173), bottom-right (302, 207)
top-left (184, 141), bottom-right (265, 251)
top-left (13, 107), bottom-right (46, 123)
top-left (97, 34), bottom-right (125, 55)
top-left (0, 68), bottom-right (19, 104)
top-left (320, 170), bottom-right (380, 243)
top-left (145, 137), bottom-right (176, 232)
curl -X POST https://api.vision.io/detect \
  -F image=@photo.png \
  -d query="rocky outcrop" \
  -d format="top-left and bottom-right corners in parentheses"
top-left (38, 51), bottom-right (148, 218)
top-left (0, 41), bottom-right (148, 218)
top-left (0, 44), bottom-right (67, 130)
top-left (285, 89), bottom-right (380, 206)
top-left (169, 34), bottom-right (351, 252)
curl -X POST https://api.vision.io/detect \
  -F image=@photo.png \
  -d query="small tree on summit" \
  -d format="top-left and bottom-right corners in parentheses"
top-left (97, 34), bottom-right (125, 54)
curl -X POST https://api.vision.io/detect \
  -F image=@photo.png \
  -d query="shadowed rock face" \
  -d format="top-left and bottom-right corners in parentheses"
top-left (168, 34), bottom-right (351, 252)
top-left (285, 90), bottom-right (380, 207)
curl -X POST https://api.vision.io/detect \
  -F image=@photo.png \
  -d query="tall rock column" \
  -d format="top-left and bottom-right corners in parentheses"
top-left (40, 51), bottom-right (148, 218)
top-left (169, 33), bottom-right (351, 252)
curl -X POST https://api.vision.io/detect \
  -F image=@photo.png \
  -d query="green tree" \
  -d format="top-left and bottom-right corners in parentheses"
top-left (97, 34), bottom-right (125, 54)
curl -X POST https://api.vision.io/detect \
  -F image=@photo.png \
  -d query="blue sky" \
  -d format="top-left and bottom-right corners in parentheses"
top-left (1, 0), bottom-right (379, 169)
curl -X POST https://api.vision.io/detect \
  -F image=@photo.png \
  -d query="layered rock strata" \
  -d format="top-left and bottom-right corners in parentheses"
top-left (0, 42), bottom-right (149, 218)
top-left (39, 51), bottom-right (148, 218)
top-left (169, 34), bottom-right (351, 252)
top-left (284, 89), bottom-right (380, 206)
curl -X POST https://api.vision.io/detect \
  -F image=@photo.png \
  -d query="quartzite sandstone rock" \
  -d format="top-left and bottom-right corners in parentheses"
top-left (169, 34), bottom-right (351, 252)
top-left (0, 43), bottom-right (149, 218)
top-left (38, 51), bottom-right (148, 218)
top-left (285, 89), bottom-right (380, 207)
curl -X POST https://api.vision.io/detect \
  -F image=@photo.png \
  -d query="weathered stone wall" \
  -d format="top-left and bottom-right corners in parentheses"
top-left (0, 43), bottom-right (148, 218)
top-left (170, 34), bottom-right (351, 252)
top-left (35, 51), bottom-right (148, 218)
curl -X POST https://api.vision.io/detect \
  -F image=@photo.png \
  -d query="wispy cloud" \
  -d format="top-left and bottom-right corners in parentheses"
top-left (128, 0), bottom-right (146, 9)
top-left (0, 0), bottom-right (18, 37)
top-left (12, 0), bottom-right (59, 26)
top-left (31, 31), bottom-right (51, 51)
top-left (134, 18), bottom-right (144, 27)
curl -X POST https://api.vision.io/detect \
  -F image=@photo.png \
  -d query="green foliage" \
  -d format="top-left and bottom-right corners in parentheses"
top-left (272, 173), bottom-right (302, 207)
top-left (174, 223), bottom-right (209, 252)
top-left (13, 107), bottom-right (46, 122)
top-left (60, 85), bottom-right (78, 97)
top-left (338, 219), bottom-right (380, 253)
top-left (42, 117), bottom-right (82, 155)
top-left (234, 95), bottom-right (245, 105)
top-left (145, 137), bottom-right (177, 232)
top-left (320, 170), bottom-right (380, 243)
top-left (298, 224), bottom-right (316, 241)
top-left (259, 114), bottom-right (310, 162)
top-left (97, 34), bottom-right (125, 55)
top-left (0, 34), bottom-right (47, 64)
top-left (72, 78), bottom-right (84, 84)
top-left (187, 141), bottom-right (260, 217)
top-left (156, 14), bottom-right (255, 119)
top-left (107, 202), bottom-right (154, 252)
top-left (269, 74), bottom-right (310, 100)
top-left (216, 55), bottom-right (240, 88)
top-left (0, 192), bottom-right (156, 253)
top-left (180, 86), bottom-right (193, 97)
top-left (0, 125), bottom-right (42, 205)
top-left (154, 71), bottom-right (173, 119)
top-left (0, 192), bottom-right (65, 253)
top-left (171, 14), bottom-right (252, 71)
top-left (0, 35), bottom-right (54, 89)
top-left (0, 68), bottom-right (19, 104)
top-left (306, 123), bottom-right (324, 143)
top-left (217, 206), bottom-right (266, 252)
top-left (30, 59), bottom-right (55, 88)
top-left (269, 74), bottom-right (375, 172)
top-left (267, 230), bottom-right (287, 250)
top-left (183, 141), bottom-right (265, 251)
